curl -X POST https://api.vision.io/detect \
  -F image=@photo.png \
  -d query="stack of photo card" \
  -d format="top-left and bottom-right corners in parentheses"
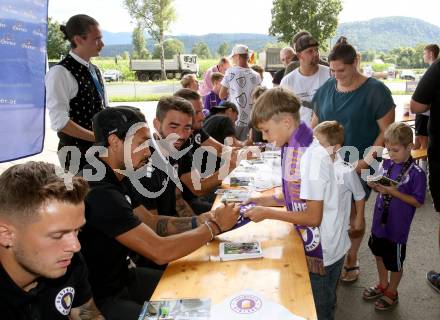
top-left (219, 189), bottom-right (252, 203)
top-left (219, 242), bottom-right (263, 262)
top-left (138, 298), bottom-right (211, 320)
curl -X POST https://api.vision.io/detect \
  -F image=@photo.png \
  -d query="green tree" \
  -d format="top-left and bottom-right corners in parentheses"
top-left (360, 50), bottom-right (376, 62)
top-left (132, 25), bottom-right (149, 59)
top-left (269, 0), bottom-right (343, 51)
top-left (152, 38), bottom-right (185, 59)
top-left (263, 41), bottom-right (289, 50)
top-left (217, 41), bottom-right (229, 57)
top-left (47, 17), bottom-right (69, 60)
top-left (124, 0), bottom-right (176, 79)
top-left (191, 42), bottom-right (211, 59)
top-left (121, 51), bottom-right (130, 59)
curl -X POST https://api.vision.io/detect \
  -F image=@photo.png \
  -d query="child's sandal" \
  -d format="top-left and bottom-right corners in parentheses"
top-left (375, 290), bottom-right (398, 310)
top-left (363, 284), bottom-right (387, 300)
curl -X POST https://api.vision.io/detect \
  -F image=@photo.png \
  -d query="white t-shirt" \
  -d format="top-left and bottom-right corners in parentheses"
top-left (221, 66), bottom-right (261, 127)
top-left (280, 64), bottom-right (330, 126)
top-left (300, 140), bottom-right (364, 266)
top-left (334, 154), bottom-right (366, 238)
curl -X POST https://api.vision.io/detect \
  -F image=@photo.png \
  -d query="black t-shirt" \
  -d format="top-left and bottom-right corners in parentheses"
top-left (132, 146), bottom-right (180, 216)
top-left (272, 68), bottom-right (285, 85)
top-left (0, 254), bottom-right (91, 320)
top-left (180, 128), bottom-right (210, 154)
top-left (177, 128), bottom-right (211, 201)
top-left (79, 160), bottom-right (142, 301)
top-left (412, 59), bottom-right (440, 159)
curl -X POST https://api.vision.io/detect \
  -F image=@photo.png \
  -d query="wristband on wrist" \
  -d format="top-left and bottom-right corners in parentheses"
top-left (204, 221), bottom-right (215, 241)
top-left (208, 219), bottom-right (222, 234)
top-left (191, 216), bottom-right (198, 229)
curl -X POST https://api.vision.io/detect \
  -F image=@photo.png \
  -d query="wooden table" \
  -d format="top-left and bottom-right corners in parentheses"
top-left (151, 194), bottom-right (317, 319)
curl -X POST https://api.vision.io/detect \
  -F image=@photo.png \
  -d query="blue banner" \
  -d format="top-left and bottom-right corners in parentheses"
top-left (0, 0), bottom-right (48, 162)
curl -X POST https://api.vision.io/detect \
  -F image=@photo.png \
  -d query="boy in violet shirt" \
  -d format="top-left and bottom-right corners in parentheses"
top-left (203, 72), bottom-right (223, 112)
top-left (364, 122), bottom-right (427, 310)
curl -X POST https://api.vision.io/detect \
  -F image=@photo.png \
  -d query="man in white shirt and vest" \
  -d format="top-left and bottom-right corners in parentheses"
top-left (45, 14), bottom-right (108, 173)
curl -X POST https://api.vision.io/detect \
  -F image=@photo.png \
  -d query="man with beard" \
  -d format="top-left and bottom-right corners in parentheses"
top-left (79, 106), bottom-right (239, 319)
top-left (280, 34), bottom-right (330, 127)
top-left (133, 96), bottom-right (199, 218)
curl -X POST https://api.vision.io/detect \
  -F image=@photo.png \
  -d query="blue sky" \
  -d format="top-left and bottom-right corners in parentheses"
top-left (48, 0), bottom-right (440, 34)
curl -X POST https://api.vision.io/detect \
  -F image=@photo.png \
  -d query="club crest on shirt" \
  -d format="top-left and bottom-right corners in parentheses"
top-left (299, 227), bottom-right (321, 252)
top-left (236, 76), bottom-right (246, 88)
top-left (235, 93), bottom-right (247, 108)
top-left (55, 287), bottom-right (75, 315)
top-left (194, 133), bottom-right (202, 145)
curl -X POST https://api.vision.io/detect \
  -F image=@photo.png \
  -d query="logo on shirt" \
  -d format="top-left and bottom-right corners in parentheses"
top-left (194, 133), bottom-right (202, 145)
top-left (299, 226), bottom-right (321, 252)
top-left (55, 287), bottom-right (75, 315)
top-left (125, 194), bottom-right (132, 204)
top-left (230, 294), bottom-right (262, 314)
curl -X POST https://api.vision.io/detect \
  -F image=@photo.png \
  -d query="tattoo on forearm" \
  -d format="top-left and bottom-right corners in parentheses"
top-left (175, 189), bottom-right (195, 217)
top-left (156, 217), bottom-right (193, 236)
top-left (156, 218), bottom-right (169, 236)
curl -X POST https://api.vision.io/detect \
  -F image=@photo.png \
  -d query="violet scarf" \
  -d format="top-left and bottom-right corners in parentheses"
top-left (281, 122), bottom-right (325, 275)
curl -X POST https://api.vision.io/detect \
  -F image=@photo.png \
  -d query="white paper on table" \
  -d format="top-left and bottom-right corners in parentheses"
top-left (210, 289), bottom-right (306, 320)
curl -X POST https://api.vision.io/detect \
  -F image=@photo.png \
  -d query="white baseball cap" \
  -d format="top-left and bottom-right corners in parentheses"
top-left (230, 44), bottom-right (249, 56)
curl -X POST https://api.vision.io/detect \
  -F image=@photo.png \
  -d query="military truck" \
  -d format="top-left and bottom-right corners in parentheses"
top-left (258, 48), bottom-right (283, 74)
top-left (130, 54), bottom-right (199, 81)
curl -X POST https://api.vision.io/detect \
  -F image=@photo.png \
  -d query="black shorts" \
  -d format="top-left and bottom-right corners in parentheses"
top-left (415, 114), bottom-right (429, 136)
top-left (368, 234), bottom-right (406, 272)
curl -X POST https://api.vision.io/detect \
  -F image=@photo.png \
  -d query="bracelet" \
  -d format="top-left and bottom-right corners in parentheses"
top-left (208, 219), bottom-right (222, 234)
top-left (204, 221), bottom-right (215, 241)
top-left (191, 216), bottom-right (198, 229)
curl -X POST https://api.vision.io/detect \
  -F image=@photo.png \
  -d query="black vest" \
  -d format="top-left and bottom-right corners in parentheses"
top-left (57, 54), bottom-right (105, 149)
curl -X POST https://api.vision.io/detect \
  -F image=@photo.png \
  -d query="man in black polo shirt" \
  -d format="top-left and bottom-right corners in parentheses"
top-left (80, 106), bottom-right (238, 319)
top-left (133, 97), bottom-right (197, 217)
top-left (410, 58), bottom-right (440, 294)
top-left (173, 89), bottom-right (260, 213)
top-left (0, 161), bottom-right (103, 319)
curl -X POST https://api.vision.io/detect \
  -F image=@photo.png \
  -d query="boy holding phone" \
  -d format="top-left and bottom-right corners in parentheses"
top-left (364, 122), bottom-right (427, 310)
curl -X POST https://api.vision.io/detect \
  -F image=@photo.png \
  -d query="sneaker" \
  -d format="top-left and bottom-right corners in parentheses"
top-left (426, 270), bottom-right (440, 294)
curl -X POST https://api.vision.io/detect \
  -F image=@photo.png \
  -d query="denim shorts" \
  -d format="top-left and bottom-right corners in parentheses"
top-left (309, 256), bottom-right (345, 320)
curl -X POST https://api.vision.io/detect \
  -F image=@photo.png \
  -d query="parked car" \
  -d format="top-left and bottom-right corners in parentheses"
top-left (103, 69), bottom-right (122, 82)
top-left (400, 70), bottom-right (416, 81)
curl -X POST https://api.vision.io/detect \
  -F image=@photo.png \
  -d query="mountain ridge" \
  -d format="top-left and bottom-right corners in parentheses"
top-left (101, 16), bottom-right (440, 56)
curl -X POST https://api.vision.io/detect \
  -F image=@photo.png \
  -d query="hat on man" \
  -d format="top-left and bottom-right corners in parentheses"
top-left (210, 101), bottom-right (238, 114)
top-left (294, 34), bottom-right (319, 53)
top-left (93, 106), bottom-right (146, 146)
top-left (230, 44), bottom-right (249, 56)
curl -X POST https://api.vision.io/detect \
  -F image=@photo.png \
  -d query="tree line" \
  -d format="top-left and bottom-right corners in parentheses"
top-left (47, 0), bottom-right (432, 70)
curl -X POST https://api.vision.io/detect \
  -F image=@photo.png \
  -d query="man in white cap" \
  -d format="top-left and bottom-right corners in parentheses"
top-left (219, 44), bottom-right (261, 140)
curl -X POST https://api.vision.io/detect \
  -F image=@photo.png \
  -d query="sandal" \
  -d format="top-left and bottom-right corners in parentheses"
top-left (363, 283), bottom-right (388, 300)
top-left (340, 261), bottom-right (360, 283)
top-left (375, 290), bottom-right (398, 310)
